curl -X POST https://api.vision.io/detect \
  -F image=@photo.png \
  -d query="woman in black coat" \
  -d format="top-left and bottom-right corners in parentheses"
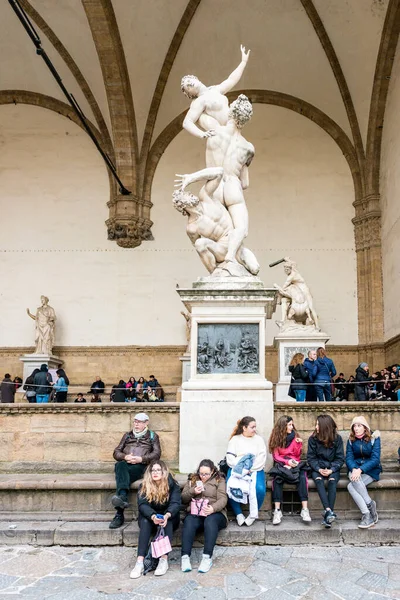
top-left (288, 353), bottom-right (309, 402)
top-left (354, 363), bottom-right (371, 401)
top-left (307, 414), bottom-right (344, 527)
top-left (130, 460), bottom-right (181, 580)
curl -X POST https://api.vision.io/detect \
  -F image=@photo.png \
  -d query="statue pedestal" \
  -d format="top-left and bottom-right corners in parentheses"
top-left (274, 329), bottom-right (329, 402)
top-left (177, 278), bottom-right (277, 472)
top-left (19, 354), bottom-right (64, 390)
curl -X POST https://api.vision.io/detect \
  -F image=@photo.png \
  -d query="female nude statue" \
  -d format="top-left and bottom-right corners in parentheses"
top-left (181, 45), bottom-right (250, 139)
top-left (27, 295), bottom-right (56, 354)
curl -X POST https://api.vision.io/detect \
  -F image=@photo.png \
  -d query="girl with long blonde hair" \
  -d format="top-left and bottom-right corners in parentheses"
top-left (130, 460), bottom-right (181, 580)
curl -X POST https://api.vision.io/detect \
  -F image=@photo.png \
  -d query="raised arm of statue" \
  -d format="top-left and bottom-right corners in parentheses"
top-left (27, 308), bottom-right (35, 320)
top-left (218, 45), bottom-right (250, 94)
top-left (183, 97), bottom-right (216, 140)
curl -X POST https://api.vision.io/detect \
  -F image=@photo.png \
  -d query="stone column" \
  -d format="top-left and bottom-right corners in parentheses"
top-left (352, 194), bottom-right (384, 369)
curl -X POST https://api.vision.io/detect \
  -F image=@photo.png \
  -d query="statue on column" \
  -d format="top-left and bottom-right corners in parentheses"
top-left (179, 47), bottom-right (259, 278)
top-left (27, 296), bottom-right (56, 354)
top-left (272, 258), bottom-right (320, 332)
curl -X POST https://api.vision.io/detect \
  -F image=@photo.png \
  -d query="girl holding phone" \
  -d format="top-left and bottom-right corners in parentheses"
top-left (130, 460), bottom-right (181, 579)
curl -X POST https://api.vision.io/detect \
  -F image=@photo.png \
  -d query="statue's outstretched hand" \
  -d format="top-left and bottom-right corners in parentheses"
top-left (174, 174), bottom-right (190, 191)
top-left (241, 45), bottom-right (250, 62)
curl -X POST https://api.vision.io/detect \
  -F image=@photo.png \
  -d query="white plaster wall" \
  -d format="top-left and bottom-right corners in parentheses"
top-left (381, 42), bottom-right (400, 341)
top-left (0, 103), bottom-right (357, 348)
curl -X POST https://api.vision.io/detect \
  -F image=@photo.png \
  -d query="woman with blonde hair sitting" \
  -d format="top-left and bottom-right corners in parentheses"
top-left (181, 459), bottom-right (227, 574)
top-left (226, 416), bottom-right (267, 527)
top-left (288, 352), bottom-right (309, 402)
top-left (130, 460), bottom-right (181, 579)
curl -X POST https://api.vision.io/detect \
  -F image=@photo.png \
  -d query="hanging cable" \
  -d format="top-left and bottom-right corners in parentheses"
top-left (8, 0), bottom-right (131, 195)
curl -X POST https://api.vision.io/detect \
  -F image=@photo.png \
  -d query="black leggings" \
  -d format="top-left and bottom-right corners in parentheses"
top-left (181, 513), bottom-right (227, 557)
top-left (311, 470), bottom-right (340, 510)
top-left (54, 391), bottom-right (68, 403)
top-left (137, 514), bottom-right (180, 557)
top-left (272, 470), bottom-right (308, 504)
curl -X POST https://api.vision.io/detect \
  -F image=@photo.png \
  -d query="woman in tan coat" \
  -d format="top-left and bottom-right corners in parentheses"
top-left (181, 459), bottom-right (227, 574)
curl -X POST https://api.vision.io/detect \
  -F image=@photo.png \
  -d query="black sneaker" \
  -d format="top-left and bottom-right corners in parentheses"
top-left (367, 500), bottom-right (378, 524)
top-left (109, 512), bottom-right (125, 529)
top-left (358, 512), bottom-right (374, 529)
top-left (322, 509), bottom-right (335, 528)
top-left (112, 494), bottom-right (129, 509)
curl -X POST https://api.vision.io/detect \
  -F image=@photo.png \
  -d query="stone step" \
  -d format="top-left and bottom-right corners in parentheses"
top-left (0, 518), bottom-right (399, 547)
top-left (0, 472), bottom-right (399, 519)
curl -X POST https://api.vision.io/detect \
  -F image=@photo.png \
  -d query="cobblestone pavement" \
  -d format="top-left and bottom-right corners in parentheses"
top-left (0, 545), bottom-right (399, 599)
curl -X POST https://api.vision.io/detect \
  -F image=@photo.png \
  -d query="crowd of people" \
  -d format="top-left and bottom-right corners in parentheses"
top-left (0, 369), bottom-right (164, 403)
top-left (289, 348), bottom-right (400, 402)
top-left (109, 412), bottom-right (382, 579)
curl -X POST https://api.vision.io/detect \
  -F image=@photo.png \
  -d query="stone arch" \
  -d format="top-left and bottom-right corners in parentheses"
top-left (144, 89), bottom-right (362, 208)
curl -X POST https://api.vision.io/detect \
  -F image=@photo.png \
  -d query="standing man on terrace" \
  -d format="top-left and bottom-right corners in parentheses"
top-left (109, 412), bottom-right (161, 529)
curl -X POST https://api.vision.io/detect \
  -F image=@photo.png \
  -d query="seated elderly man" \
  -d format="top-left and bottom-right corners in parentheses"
top-left (109, 412), bottom-right (161, 529)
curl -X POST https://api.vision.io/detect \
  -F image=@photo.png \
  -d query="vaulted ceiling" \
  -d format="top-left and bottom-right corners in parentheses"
top-left (1, 0), bottom-right (400, 249)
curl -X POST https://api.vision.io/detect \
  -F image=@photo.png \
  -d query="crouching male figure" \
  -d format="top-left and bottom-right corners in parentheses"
top-left (109, 412), bottom-right (161, 529)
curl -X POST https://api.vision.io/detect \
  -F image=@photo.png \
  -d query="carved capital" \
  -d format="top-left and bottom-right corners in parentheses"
top-left (106, 216), bottom-right (154, 248)
top-left (352, 213), bottom-right (381, 252)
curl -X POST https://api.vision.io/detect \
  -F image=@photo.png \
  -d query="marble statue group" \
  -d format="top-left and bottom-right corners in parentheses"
top-left (173, 46), bottom-right (259, 278)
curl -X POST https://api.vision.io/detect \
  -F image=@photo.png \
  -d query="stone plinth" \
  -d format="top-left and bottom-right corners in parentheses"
top-left (177, 278), bottom-right (277, 472)
top-left (274, 331), bottom-right (329, 402)
top-left (19, 354), bottom-right (63, 393)
top-left (179, 352), bottom-right (191, 384)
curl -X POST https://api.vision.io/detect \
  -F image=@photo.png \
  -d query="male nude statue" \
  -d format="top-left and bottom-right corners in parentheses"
top-left (202, 94), bottom-right (255, 270)
top-left (274, 258), bottom-right (319, 329)
top-left (181, 45), bottom-right (250, 139)
top-left (172, 167), bottom-right (258, 276)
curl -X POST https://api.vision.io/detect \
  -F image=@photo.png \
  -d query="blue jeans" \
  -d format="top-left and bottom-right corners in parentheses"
top-left (295, 389), bottom-right (306, 402)
top-left (316, 383), bottom-right (331, 402)
top-left (227, 469), bottom-right (266, 515)
top-left (36, 395), bottom-right (49, 403)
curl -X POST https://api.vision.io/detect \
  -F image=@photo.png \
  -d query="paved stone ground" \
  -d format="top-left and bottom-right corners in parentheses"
top-left (0, 545), bottom-right (399, 599)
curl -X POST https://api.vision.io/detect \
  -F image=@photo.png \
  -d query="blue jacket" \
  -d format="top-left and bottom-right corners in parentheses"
top-left (312, 357), bottom-right (336, 383)
top-left (54, 377), bottom-right (68, 392)
top-left (346, 433), bottom-right (382, 481)
top-left (233, 453), bottom-right (254, 475)
top-left (304, 358), bottom-right (315, 382)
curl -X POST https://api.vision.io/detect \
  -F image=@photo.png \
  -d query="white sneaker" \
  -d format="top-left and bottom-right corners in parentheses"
top-left (272, 509), bottom-right (282, 525)
top-left (244, 516), bottom-right (255, 527)
top-left (129, 561), bottom-right (144, 579)
top-left (198, 554), bottom-right (212, 573)
top-left (154, 557), bottom-right (169, 576)
top-left (181, 555), bottom-right (192, 572)
top-left (301, 508), bottom-right (312, 522)
top-left (236, 514), bottom-right (245, 526)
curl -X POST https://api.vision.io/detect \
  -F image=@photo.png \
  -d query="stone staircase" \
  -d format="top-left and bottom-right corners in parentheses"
top-left (1, 463), bottom-right (399, 547)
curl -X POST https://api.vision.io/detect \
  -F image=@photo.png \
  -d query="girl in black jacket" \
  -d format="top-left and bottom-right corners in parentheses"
top-left (307, 414), bottom-right (344, 527)
top-left (288, 353), bottom-right (309, 402)
top-left (130, 460), bottom-right (181, 580)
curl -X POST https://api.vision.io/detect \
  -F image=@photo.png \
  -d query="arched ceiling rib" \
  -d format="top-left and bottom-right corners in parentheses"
top-left (154, 0), bottom-right (351, 144)
top-left (20, 0), bottom-right (113, 158)
top-left (300, 0), bottom-right (365, 190)
top-left (313, 0), bottom-right (390, 151)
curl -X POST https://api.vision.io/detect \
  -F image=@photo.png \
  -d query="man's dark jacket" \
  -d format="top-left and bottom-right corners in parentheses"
top-left (113, 430), bottom-right (161, 464)
top-left (0, 377), bottom-right (15, 403)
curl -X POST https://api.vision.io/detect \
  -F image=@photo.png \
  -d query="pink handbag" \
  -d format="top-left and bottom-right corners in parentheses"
top-left (190, 498), bottom-right (209, 516)
top-left (151, 527), bottom-right (172, 558)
